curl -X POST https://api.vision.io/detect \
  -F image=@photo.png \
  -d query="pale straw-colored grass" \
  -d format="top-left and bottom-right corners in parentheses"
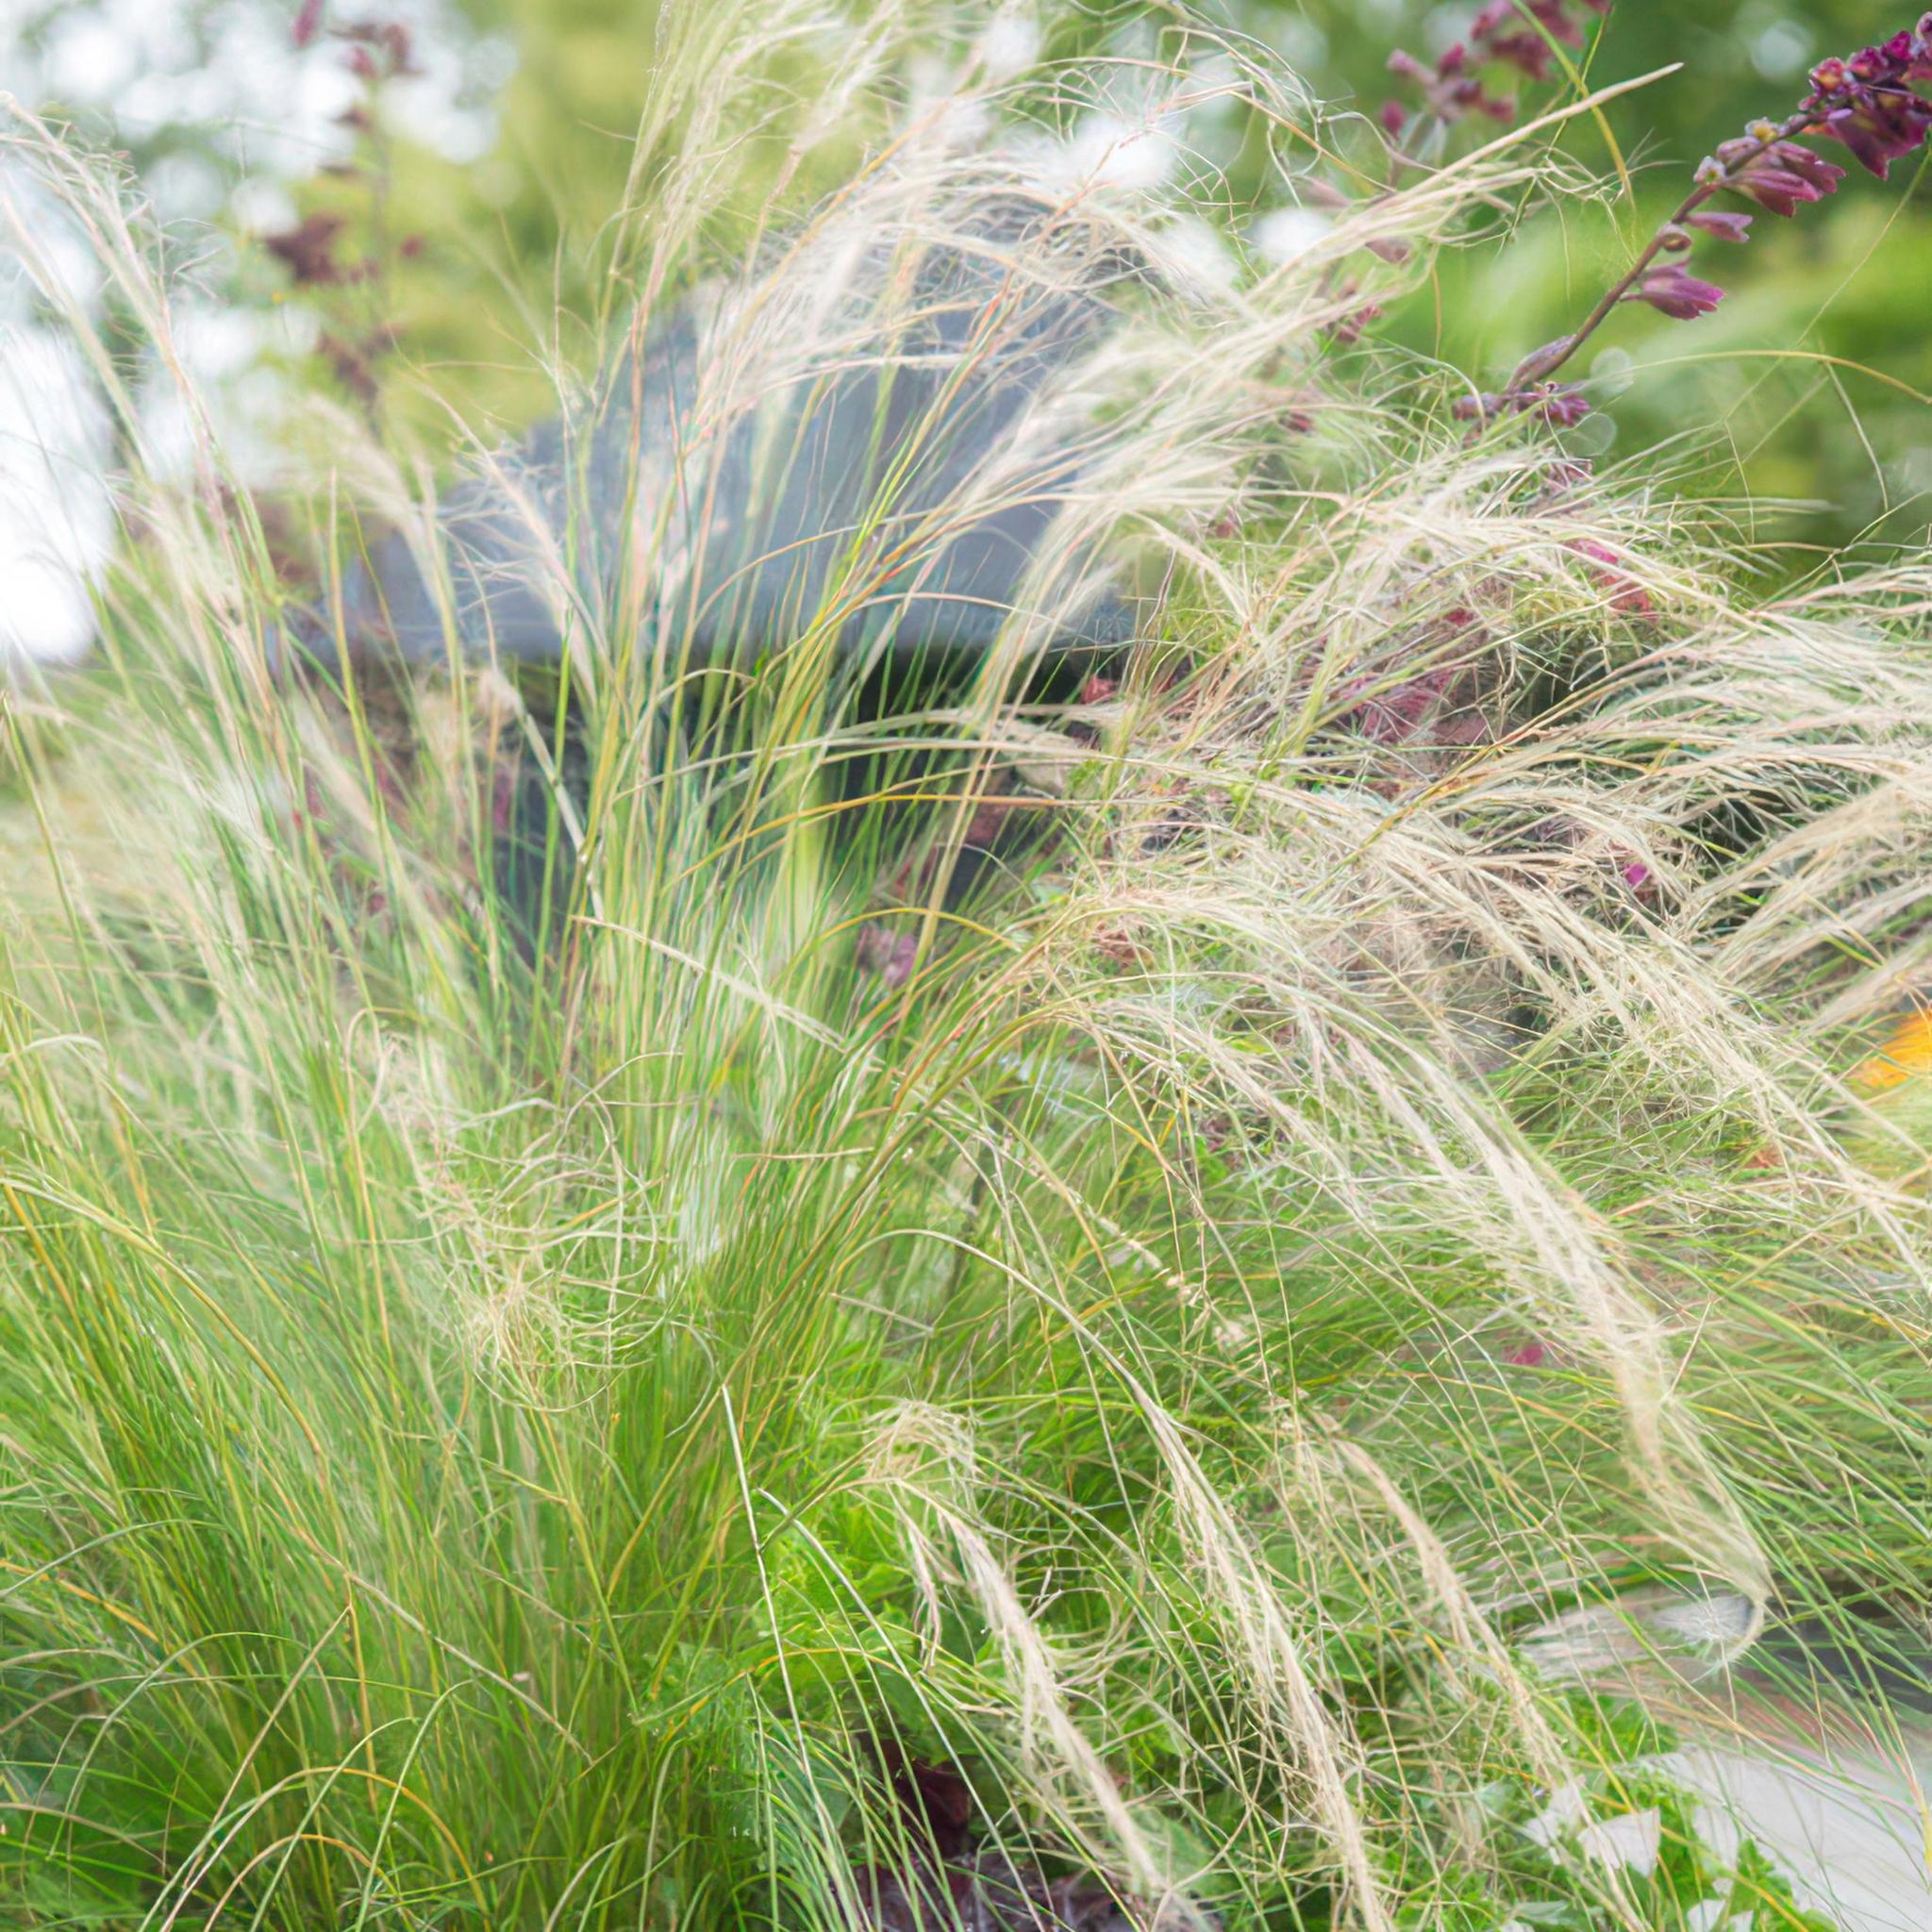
top-left (2, 8), bottom-right (1928, 1930)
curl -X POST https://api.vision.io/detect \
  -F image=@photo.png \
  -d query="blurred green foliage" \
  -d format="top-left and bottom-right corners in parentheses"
top-left (17, 0), bottom-right (1905, 561)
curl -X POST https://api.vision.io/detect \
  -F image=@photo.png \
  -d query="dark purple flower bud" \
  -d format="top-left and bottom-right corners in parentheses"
top-left (1567, 539), bottom-right (1655, 616)
top-left (378, 22), bottom-right (419, 75)
top-left (1540, 458), bottom-right (1595, 498)
top-left (1623, 262), bottom-right (1725, 319)
top-left (1343, 664), bottom-right (1466, 743)
top-left (1686, 208), bottom-right (1754, 242)
top-left (1848, 42), bottom-right (1907, 83)
top-left (293, 0), bottom-right (324, 46)
top-left (1324, 300), bottom-right (1383, 345)
top-left (1455, 382), bottom-right (1589, 428)
top-left (1466, 0), bottom-right (1593, 75)
top-left (1380, 98), bottom-right (1409, 138)
top-left (1528, 0), bottom-right (1587, 46)
top-left (1508, 334), bottom-right (1576, 386)
top-left (857, 923), bottom-right (919, 988)
top-left (1391, 23), bottom-right (1541, 128)
top-left (1716, 137), bottom-right (1845, 215)
top-left (263, 210), bottom-right (348, 284)
top-left (1491, 32), bottom-right (1555, 80)
top-left (1529, 385), bottom-right (1591, 427)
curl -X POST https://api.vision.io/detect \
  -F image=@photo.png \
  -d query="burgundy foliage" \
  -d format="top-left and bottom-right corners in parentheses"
top-left (845, 1757), bottom-right (1141, 1932)
top-left (856, 923), bottom-right (920, 989)
top-left (262, 210), bottom-right (351, 284)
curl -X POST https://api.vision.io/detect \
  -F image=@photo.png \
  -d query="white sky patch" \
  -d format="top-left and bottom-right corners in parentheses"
top-left (0, 327), bottom-right (114, 666)
top-left (0, 0), bottom-right (516, 659)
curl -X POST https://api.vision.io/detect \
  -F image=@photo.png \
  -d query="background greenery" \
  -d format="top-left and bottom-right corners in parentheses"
top-left (13, 0), bottom-right (1921, 565)
top-left (308, 0), bottom-right (1932, 569)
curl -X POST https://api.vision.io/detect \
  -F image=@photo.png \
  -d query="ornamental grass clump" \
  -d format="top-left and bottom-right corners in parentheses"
top-left (2, 6), bottom-right (1931, 1932)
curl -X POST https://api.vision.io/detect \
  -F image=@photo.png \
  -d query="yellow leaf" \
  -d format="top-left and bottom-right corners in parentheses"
top-left (1853, 1008), bottom-right (1932, 1093)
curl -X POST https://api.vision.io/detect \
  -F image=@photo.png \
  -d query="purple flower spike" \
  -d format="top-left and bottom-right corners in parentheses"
top-left (1490, 34), bottom-right (1555, 80)
top-left (1624, 263), bottom-right (1726, 320)
top-left (1810, 88), bottom-right (1932, 176)
top-left (1794, 33), bottom-right (1932, 176)
top-left (1453, 382), bottom-right (1590, 428)
top-left (1412, 8), bottom-right (1928, 434)
top-left (1686, 208), bottom-right (1754, 242)
top-left (1529, 0), bottom-right (1588, 43)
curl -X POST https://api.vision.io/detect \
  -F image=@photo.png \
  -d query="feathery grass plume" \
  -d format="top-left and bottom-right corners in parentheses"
top-left (2, 6), bottom-right (1931, 1932)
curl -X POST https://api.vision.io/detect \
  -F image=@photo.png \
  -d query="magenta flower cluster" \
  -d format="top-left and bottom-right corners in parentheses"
top-left (1808, 29), bottom-right (1932, 176)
